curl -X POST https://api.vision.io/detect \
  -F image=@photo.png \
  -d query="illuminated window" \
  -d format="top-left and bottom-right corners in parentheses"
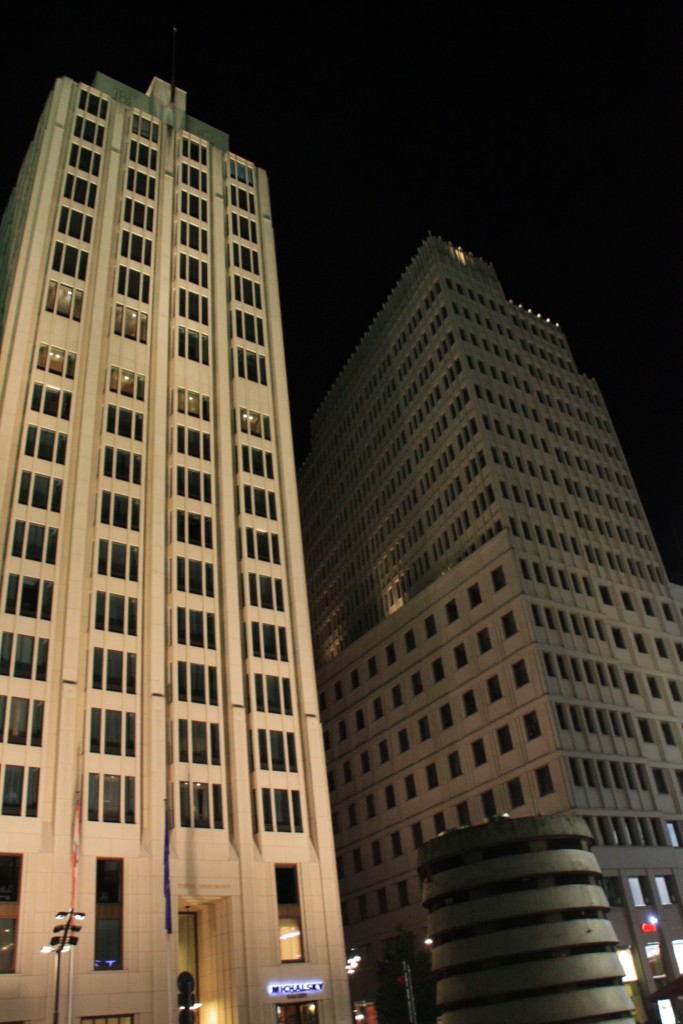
top-left (0, 856), bottom-right (20, 973)
top-left (645, 941), bottom-right (666, 980)
top-left (276, 1003), bottom-right (318, 1024)
top-left (276, 866), bottom-right (303, 962)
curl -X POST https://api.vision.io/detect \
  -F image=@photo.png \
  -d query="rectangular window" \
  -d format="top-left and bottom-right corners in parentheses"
top-left (94, 859), bottom-right (123, 970)
top-left (0, 855), bottom-right (20, 973)
top-left (276, 866), bottom-right (302, 962)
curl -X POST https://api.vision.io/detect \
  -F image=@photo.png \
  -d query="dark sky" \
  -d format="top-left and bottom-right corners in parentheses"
top-left (3, 7), bottom-right (681, 578)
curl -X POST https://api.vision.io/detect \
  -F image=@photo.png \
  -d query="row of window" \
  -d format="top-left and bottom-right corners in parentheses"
top-left (93, 648), bottom-right (137, 693)
top-left (0, 856), bottom-right (290, 974)
top-left (177, 288), bottom-right (209, 325)
top-left (180, 221), bottom-right (208, 253)
top-left (249, 622), bottom-right (289, 662)
top-left (589, 815), bottom-right (682, 850)
top-left (246, 673), bottom-right (293, 716)
top-left (94, 592), bottom-right (138, 635)
top-left (258, 787), bottom-right (303, 833)
top-left (177, 426), bottom-right (211, 460)
top-left (246, 573), bottom-right (284, 611)
top-left (178, 780), bottom-right (223, 829)
top-left (120, 230), bottom-right (152, 266)
top-left (235, 347), bottom-right (268, 384)
top-left (559, 701), bottom-right (679, 750)
top-left (51, 241), bottom-right (88, 280)
top-left (37, 344), bottom-right (76, 378)
top-left (0, 764), bottom-right (39, 817)
top-left (177, 388), bottom-right (210, 420)
top-left (25, 425), bottom-right (67, 463)
top-left (253, 729), bottom-right (297, 772)
top-left (5, 574), bottom-right (53, 620)
top-left (176, 557), bottom-right (214, 596)
top-left (176, 511), bottom-right (213, 548)
top-left (123, 196), bottom-right (154, 231)
top-left (88, 773), bottom-right (135, 823)
top-left (177, 326), bottom-right (210, 365)
top-left (68, 142), bottom-right (101, 178)
top-left (117, 264), bottom-right (150, 303)
top-left (90, 709), bottom-right (135, 756)
top-left (177, 720), bottom-right (220, 764)
top-left (179, 191), bottom-right (207, 222)
top-left (113, 303), bottom-right (148, 342)
top-left (0, 697), bottom-right (44, 746)
top-left (176, 608), bottom-right (216, 649)
top-left (176, 467), bottom-right (212, 502)
top-left (18, 470), bottom-right (62, 511)
top-left (238, 407), bottom-right (270, 440)
top-left (242, 485), bottom-right (278, 520)
top-left (97, 540), bottom-right (139, 581)
top-left (240, 444), bottom-right (274, 479)
top-left (243, 527), bottom-right (280, 563)
top-left (64, 172), bottom-right (97, 210)
top-left (129, 139), bottom-right (157, 170)
top-left (126, 166), bottom-right (155, 200)
top-left (569, 754), bottom-right (681, 800)
top-left (177, 661), bottom-right (218, 704)
top-left (230, 241), bottom-right (260, 274)
top-left (103, 447), bottom-right (142, 484)
top-left (231, 267), bottom-right (262, 308)
top-left (179, 157), bottom-right (205, 190)
top-left (101, 492), bottom-right (140, 531)
top-left (342, 879), bottom-right (412, 924)
top-left (0, 633), bottom-right (49, 680)
top-left (106, 404), bottom-right (144, 441)
top-left (326, 653), bottom-right (529, 751)
top-left (229, 184), bottom-right (255, 212)
top-left (179, 253), bottom-right (208, 287)
top-left (323, 565), bottom-right (508, 703)
top-left (230, 212), bottom-right (257, 243)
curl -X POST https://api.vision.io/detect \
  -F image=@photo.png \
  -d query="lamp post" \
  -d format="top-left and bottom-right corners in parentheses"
top-left (40, 909), bottom-right (85, 1024)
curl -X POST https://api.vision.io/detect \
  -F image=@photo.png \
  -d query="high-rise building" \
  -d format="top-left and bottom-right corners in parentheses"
top-left (0, 74), bottom-right (348, 1024)
top-left (299, 236), bottom-right (683, 1017)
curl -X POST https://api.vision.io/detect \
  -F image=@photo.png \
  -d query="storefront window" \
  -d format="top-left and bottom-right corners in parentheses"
top-left (276, 1002), bottom-right (318, 1024)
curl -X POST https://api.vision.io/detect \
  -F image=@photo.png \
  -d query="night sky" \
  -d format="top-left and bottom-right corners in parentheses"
top-left (3, 8), bottom-right (681, 578)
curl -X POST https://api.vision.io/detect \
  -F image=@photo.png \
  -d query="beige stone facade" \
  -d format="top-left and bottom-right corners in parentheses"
top-left (299, 237), bottom-right (683, 1017)
top-left (0, 75), bottom-right (349, 1024)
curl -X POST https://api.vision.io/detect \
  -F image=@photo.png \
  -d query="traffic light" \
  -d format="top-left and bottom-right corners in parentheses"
top-left (177, 970), bottom-right (196, 1024)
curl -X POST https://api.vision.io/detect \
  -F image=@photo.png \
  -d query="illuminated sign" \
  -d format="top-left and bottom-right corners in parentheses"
top-left (642, 922), bottom-right (658, 934)
top-left (267, 981), bottom-right (325, 998)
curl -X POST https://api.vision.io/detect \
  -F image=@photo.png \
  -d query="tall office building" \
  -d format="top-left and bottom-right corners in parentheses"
top-left (0, 74), bottom-right (348, 1024)
top-left (299, 237), bottom-right (683, 1017)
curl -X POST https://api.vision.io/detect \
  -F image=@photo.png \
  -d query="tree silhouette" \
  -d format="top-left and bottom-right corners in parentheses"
top-left (375, 928), bottom-right (436, 1024)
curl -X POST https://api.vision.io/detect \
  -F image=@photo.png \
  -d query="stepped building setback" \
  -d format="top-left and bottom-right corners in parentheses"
top-left (0, 74), bottom-right (349, 1024)
top-left (299, 236), bottom-right (683, 1018)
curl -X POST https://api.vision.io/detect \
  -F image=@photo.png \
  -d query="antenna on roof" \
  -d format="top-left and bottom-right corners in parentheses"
top-left (171, 26), bottom-right (178, 103)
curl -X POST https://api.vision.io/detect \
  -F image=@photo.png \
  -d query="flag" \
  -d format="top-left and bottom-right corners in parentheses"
top-left (71, 795), bottom-right (81, 909)
top-left (164, 805), bottom-right (172, 933)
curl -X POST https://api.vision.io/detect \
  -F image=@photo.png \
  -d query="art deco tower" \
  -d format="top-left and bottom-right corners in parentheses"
top-left (0, 74), bottom-right (348, 1024)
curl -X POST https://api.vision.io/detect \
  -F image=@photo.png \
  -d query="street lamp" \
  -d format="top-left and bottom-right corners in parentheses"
top-left (346, 949), bottom-right (362, 975)
top-left (40, 909), bottom-right (85, 1024)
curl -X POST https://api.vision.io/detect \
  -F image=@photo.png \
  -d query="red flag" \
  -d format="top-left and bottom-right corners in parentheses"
top-left (71, 796), bottom-right (81, 908)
